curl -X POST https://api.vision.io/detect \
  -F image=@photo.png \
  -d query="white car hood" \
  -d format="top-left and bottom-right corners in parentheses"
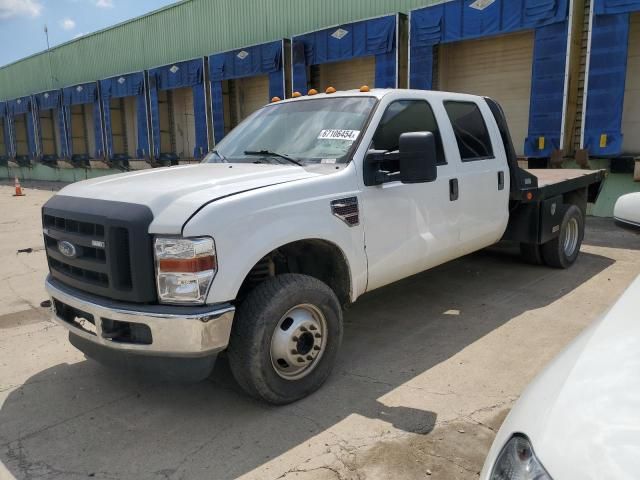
top-left (58, 163), bottom-right (318, 232)
top-left (614, 192), bottom-right (640, 226)
top-left (495, 276), bottom-right (640, 480)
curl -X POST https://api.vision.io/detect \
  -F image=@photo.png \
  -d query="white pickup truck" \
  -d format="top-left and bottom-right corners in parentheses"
top-left (43, 88), bottom-right (604, 404)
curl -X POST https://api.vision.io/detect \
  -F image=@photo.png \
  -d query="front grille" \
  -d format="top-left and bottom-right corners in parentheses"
top-left (43, 214), bottom-right (105, 237)
top-left (49, 257), bottom-right (109, 286)
top-left (42, 195), bottom-right (156, 303)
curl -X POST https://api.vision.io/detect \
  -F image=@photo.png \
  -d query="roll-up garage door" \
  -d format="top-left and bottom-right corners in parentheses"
top-left (312, 57), bottom-right (376, 92)
top-left (173, 87), bottom-right (196, 160)
top-left (622, 13), bottom-right (640, 155)
top-left (226, 75), bottom-right (270, 131)
top-left (237, 75), bottom-right (269, 120)
top-left (158, 89), bottom-right (175, 155)
top-left (39, 109), bottom-right (57, 156)
top-left (109, 98), bottom-right (127, 156)
top-left (71, 105), bottom-right (90, 156)
top-left (439, 31), bottom-right (534, 156)
top-left (14, 115), bottom-right (29, 156)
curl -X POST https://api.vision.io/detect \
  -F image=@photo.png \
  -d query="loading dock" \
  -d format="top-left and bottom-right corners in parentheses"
top-left (7, 96), bottom-right (37, 165)
top-left (0, 102), bottom-right (11, 163)
top-left (582, 0), bottom-right (640, 156)
top-left (148, 59), bottom-right (208, 164)
top-left (209, 40), bottom-right (289, 143)
top-left (410, 0), bottom-right (575, 158)
top-left (34, 90), bottom-right (66, 165)
top-left (100, 72), bottom-right (151, 166)
top-left (292, 14), bottom-right (407, 95)
top-left (61, 82), bottom-right (105, 167)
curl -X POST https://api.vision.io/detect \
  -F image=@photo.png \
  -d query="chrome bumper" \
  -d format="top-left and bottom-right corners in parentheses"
top-left (46, 277), bottom-right (234, 357)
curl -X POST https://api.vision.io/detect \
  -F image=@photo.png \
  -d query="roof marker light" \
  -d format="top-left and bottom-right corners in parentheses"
top-left (271, 96), bottom-right (281, 102)
top-left (360, 85), bottom-right (370, 92)
top-left (326, 86), bottom-right (336, 94)
top-left (292, 91), bottom-right (302, 98)
top-left (308, 88), bottom-right (318, 96)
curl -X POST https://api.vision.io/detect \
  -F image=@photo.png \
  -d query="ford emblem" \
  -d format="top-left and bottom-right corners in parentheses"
top-left (58, 240), bottom-right (77, 258)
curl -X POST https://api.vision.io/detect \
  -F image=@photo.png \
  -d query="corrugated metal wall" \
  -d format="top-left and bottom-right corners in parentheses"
top-left (0, 0), bottom-right (443, 100)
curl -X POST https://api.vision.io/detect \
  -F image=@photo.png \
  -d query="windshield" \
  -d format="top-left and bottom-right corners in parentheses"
top-left (203, 96), bottom-right (377, 165)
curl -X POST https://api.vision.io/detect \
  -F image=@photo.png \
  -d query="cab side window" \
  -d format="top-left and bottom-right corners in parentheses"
top-left (443, 101), bottom-right (494, 161)
top-left (371, 100), bottom-right (446, 174)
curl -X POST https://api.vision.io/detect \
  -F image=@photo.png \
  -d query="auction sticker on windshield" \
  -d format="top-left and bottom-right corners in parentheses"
top-left (318, 129), bottom-right (360, 141)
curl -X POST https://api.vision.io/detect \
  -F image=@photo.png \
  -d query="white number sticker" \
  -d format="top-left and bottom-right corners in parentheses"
top-left (318, 129), bottom-right (360, 141)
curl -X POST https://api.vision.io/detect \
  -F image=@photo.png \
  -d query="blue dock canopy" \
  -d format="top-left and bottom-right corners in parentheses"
top-left (61, 82), bottom-right (105, 159)
top-left (292, 14), bottom-right (398, 94)
top-left (100, 71), bottom-right (150, 159)
top-left (410, 0), bottom-right (570, 158)
top-left (582, 0), bottom-right (640, 156)
top-left (209, 40), bottom-right (285, 143)
top-left (34, 89), bottom-right (67, 160)
top-left (6, 96), bottom-right (38, 160)
top-left (148, 58), bottom-right (208, 159)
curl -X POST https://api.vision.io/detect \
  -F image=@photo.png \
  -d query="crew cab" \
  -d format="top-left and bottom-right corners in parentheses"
top-left (43, 88), bottom-right (604, 404)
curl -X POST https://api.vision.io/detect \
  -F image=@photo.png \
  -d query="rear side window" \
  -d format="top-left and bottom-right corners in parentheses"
top-left (444, 101), bottom-right (494, 161)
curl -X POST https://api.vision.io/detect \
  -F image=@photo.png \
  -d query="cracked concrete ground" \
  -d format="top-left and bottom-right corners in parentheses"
top-left (0, 182), bottom-right (638, 480)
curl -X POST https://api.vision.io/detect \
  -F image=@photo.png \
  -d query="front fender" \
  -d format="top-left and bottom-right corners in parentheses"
top-left (182, 168), bottom-right (367, 304)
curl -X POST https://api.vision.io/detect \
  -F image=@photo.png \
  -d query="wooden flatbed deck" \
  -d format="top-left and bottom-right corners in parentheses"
top-left (523, 168), bottom-right (606, 200)
top-left (526, 169), bottom-right (603, 188)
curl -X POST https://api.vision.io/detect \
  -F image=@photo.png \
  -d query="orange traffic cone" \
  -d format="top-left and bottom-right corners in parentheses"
top-left (13, 177), bottom-right (25, 197)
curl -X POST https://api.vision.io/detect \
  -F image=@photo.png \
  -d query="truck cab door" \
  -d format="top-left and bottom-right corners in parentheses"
top-left (358, 99), bottom-right (463, 292)
top-left (440, 100), bottom-right (510, 254)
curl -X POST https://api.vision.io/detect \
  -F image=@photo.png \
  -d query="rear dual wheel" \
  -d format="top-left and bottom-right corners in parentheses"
top-left (520, 205), bottom-right (584, 269)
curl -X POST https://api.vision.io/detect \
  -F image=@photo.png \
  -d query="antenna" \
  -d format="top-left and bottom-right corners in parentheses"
top-left (44, 24), bottom-right (55, 89)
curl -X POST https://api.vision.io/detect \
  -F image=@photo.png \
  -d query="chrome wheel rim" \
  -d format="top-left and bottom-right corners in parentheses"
top-left (270, 304), bottom-right (327, 380)
top-left (564, 217), bottom-right (579, 256)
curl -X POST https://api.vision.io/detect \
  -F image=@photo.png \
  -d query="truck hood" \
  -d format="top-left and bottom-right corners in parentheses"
top-left (59, 163), bottom-right (319, 232)
top-left (493, 276), bottom-right (640, 480)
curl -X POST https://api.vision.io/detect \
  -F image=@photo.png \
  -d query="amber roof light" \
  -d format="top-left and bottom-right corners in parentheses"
top-left (308, 88), bottom-right (318, 95)
top-left (360, 85), bottom-right (370, 92)
top-left (325, 86), bottom-right (336, 94)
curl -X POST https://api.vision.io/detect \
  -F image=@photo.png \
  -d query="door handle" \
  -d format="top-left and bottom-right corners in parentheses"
top-left (449, 178), bottom-right (459, 201)
top-left (498, 171), bottom-right (505, 191)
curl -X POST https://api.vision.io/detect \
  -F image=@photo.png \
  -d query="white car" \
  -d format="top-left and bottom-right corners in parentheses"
top-left (480, 275), bottom-right (640, 480)
top-left (614, 192), bottom-right (640, 231)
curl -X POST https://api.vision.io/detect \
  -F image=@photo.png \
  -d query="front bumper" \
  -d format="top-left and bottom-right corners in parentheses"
top-left (46, 276), bottom-right (235, 358)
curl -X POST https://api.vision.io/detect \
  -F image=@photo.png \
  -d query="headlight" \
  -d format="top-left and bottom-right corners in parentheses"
top-left (490, 435), bottom-right (552, 480)
top-left (154, 237), bottom-right (217, 305)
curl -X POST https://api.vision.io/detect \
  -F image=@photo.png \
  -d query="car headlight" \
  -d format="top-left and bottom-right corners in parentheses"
top-left (490, 435), bottom-right (552, 480)
top-left (154, 237), bottom-right (217, 305)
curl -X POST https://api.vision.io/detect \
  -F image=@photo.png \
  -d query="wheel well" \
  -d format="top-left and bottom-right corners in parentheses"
top-left (564, 188), bottom-right (587, 217)
top-left (237, 240), bottom-right (352, 307)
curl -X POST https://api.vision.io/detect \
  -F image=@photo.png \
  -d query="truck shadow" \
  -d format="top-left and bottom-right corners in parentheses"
top-left (0, 247), bottom-right (614, 479)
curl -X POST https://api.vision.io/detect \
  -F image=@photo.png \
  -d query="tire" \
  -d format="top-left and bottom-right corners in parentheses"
top-left (541, 204), bottom-right (585, 269)
top-left (520, 242), bottom-right (544, 265)
top-left (227, 274), bottom-right (343, 405)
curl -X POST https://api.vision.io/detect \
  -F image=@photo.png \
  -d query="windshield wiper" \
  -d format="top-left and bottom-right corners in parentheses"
top-left (244, 150), bottom-right (302, 166)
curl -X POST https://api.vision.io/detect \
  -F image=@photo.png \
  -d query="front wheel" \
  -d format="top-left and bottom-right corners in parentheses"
top-left (227, 274), bottom-right (343, 404)
top-left (541, 204), bottom-right (585, 269)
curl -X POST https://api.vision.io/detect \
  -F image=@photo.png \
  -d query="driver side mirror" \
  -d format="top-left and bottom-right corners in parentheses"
top-left (399, 132), bottom-right (438, 184)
